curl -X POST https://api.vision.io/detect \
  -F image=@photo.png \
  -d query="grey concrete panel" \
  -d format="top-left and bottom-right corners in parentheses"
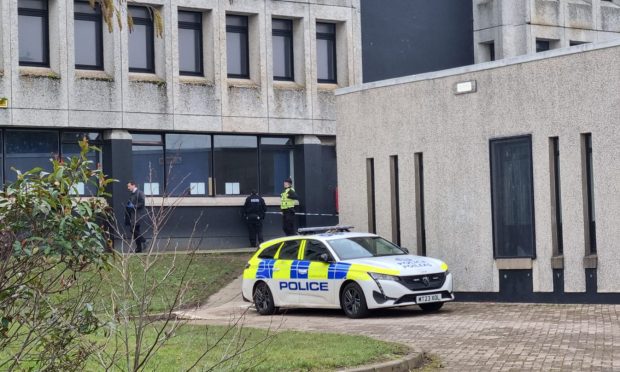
top-left (336, 43), bottom-right (620, 293)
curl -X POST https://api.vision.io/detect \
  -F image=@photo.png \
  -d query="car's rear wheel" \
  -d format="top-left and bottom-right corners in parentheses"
top-left (341, 282), bottom-right (369, 318)
top-left (253, 282), bottom-right (277, 315)
top-left (419, 302), bottom-right (444, 312)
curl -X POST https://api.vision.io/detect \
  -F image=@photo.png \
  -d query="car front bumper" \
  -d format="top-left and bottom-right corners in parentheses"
top-left (362, 272), bottom-right (454, 309)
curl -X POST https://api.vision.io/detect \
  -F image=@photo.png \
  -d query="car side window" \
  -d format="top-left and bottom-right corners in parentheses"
top-left (278, 240), bottom-right (301, 260)
top-left (258, 244), bottom-right (279, 259)
top-left (303, 240), bottom-right (332, 261)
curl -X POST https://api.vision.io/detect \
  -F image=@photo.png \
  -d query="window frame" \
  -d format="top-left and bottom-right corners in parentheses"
top-left (128, 5), bottom-right (155, 74)
top-left (316, 22), bottom-right (337, 84)
top-left (18, 0), bottom-right (50, 68)
top-left (272, 18), bottom-right (294, 81)
top-left (226, 14), bottom-right (250, 79)
top-left (74, 0), bottom-right (104, 70)
top-left (489, 135), bottom-right (537, 259)
top-left (178, 10), bottom-right (204, 76)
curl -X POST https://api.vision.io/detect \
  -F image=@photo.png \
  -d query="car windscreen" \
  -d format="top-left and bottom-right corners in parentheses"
top-left (328, 237), bottom-right (406, 260)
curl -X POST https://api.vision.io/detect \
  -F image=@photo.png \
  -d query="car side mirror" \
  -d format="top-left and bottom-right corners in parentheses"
top-left (319, 253), bottom-right (331, 263)
top-left (401, 247), bottom-right (410, 254)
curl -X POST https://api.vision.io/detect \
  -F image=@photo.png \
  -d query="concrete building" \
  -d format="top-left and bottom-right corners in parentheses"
top-left (360, 0), bottom-right (474, 83)
top-left (475, 0), bottom-right (620, 62)
top-left (335, 40), bottom-right (620, 302)
top-left (0, 0), bottom-right (361, 248)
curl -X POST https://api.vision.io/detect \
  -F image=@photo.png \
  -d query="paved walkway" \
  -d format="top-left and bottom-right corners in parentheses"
top-left (178, 278), bottom-right (620, 371)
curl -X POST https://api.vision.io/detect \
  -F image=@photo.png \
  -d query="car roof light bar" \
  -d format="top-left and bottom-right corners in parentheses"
top-left (297, 225), bottom-right (355, 235)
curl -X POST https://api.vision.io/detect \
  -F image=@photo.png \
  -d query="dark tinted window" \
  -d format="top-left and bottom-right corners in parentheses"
top-left (226, 15), bottom-right (249, 78)
top-left (74, 0), bottom-right (103, 69)
top-left (303, 240), bottom-right (331, 261)
top-left (178, 10), bottom-right (203, 76)
top-left (272, 18), bottom-right (293, 81)
top-left (260, 137), bottom-right (293, 196)
top-left (536, 39), bottom-right (550, 53)
top-left (213, 135), bottom-right (257, 195)
top-left (132, 134), bottom-right (164, 195)
top-left (490, 136), bottom-right (535, 258)
top-left (18, 0), bottom-right (49, 67)
top-left (258, 244), bottom-right (280, 259)
top-left (278, 240), bottom-right (301, 260)
top-left (316, 22), bottom-right (336, 83)
top-left (61, 132), bottom-right (103, 196)
top-left (165, 134), bottom-right (211, 196)
top-left (128, 6), bottom-right (155, 73)
top-left (4, 130), bottom-right (57, 182)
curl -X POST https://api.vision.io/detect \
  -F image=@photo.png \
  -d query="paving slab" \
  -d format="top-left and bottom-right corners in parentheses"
top-left (177, 278), bottom-right (620, 371)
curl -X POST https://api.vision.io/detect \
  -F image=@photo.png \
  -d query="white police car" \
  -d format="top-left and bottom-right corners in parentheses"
top-left (241, 226), bottom-right (454, 318)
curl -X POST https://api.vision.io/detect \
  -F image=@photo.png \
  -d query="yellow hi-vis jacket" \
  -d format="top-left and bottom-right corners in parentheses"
top-left (281, 188), bottom-right (296, 210)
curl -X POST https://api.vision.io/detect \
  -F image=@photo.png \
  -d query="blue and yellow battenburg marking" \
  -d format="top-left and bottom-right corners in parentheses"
top-left (254, 259), bottom-right (353, 280)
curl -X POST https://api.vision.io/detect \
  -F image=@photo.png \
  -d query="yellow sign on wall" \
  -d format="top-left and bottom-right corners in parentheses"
top-left (0, 98), bottom-right (8, 109)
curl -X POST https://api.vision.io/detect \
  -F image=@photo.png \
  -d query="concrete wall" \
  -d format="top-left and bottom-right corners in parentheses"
top-left (474, 0), bottom-right (620, 62)
top-left (336, 40), bottom-right (620, 295)
top-left (0, 0), bottom-right (362, 135)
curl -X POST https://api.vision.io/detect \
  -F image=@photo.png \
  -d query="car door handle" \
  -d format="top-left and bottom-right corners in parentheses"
top-left (298, 269), bottom-right (308, 274)
top-left (273, 268), bottom-right (280, 272)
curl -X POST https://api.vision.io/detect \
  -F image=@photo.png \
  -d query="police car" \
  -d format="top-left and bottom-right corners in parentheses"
top-left (241, 226), bottom-right (454, 318)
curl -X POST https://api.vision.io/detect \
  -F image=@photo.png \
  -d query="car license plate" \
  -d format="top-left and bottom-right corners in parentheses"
top-left (416, 294), bottom-right (442, 304)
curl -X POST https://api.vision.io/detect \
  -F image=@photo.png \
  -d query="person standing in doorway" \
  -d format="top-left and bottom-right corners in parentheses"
top-left (244, 190), bottom-right (267, 248)
top-left (280, 177), bottom-right (298, 236)
top-left (124, 181), bottom-right (147, 253)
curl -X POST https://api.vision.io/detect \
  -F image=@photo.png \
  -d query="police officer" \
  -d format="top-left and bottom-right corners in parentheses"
top-left (280, 177), bottom-right (298, 236)
top-left (124, 181), bottom-right (147, 253)
top-left (244, 190), bottom-right (267, 248)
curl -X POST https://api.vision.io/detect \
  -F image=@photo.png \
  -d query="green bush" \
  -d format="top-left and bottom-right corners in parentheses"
top-left (0, 139), bottom-right (115, 371)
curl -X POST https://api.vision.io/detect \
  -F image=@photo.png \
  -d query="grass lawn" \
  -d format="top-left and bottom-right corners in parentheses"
top-left (89, 253), bottom-right (250, 313)
top-left (87, 324), bottom-right (408, 371)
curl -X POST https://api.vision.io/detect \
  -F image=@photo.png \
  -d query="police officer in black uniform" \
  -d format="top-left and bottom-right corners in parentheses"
top-left (243, 190), bottom-right (267, 248)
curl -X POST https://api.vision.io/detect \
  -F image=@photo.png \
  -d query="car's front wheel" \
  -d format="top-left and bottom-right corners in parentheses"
top-left (253, 282), bottom-right (277, 315)
top-left (419, 302), bottom-right (444, 312)
top-left (341, 282), bottom-right (369, 318)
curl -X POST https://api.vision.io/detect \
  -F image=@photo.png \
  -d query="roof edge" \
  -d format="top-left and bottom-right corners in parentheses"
top-left (336, 38), bottom-right (620, 96)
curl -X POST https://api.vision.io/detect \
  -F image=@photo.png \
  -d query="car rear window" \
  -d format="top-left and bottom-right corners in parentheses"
top-left (278, 240), bottom-right (301, 260)
top-left (258, 244), bottom-right (279, 259)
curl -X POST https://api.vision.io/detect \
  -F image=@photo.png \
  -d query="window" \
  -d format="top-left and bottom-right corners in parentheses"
top-left (582, 133), bottom-right (596, 254)
top-left (481, 41), bottom-right (495, 62)
top-left (490, 136), bottom-right (536, 258)
top-left (316, 22), bottom-right (336, 83)
top-left (366, 158), bottom-right (376, 233)
top-left (569, 40), bottom-right (589, 47)
top-left (390, 155), bottom-right (401, 246)
top-left (128, 6), bottom-right (155, 73)
top-left (165, 134), bottom-right (211, 196)
top-left (178, 10), bottom-right (203, 76)
top-left (74, 0), bottom-right (103, 70)
top-left (226, 15), bottom-right (249, 78)
top-left (536, 39), bottom-right (550, 53)
top-left (272, 18), bottom-right (293, 81)
top-left (213, 135), bottom-right (257, 195)
top-left (303, 240), bottom-right (332, 261)
top-left (329, 237), bottom-right (405, 260)
top-left (132, 134), bottom-right (164, 195)
top-left (18, 0), bottom-right (49, 67)
top-left (549, 137), bottom-right (563, 256)
top-left (278, 240), bottom-right (301, 260)
top-left (415, 153), bottom-right (426, 256)
top-left (258, 244), bottom-right (280, 259)
top-left (61, 132), bottom-right (103, 195)
top-left (4, 130), bottom-right (57, 183)
top-left (260, 137), bottom-right (293, 196)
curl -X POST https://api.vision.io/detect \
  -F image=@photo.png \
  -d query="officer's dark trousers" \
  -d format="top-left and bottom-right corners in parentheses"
top-left (282, 209), bottom-right (296, 236)
top-left (247, 221), bottom-right (263, 247)
top-left (131, 224), bottom-right (146, 253)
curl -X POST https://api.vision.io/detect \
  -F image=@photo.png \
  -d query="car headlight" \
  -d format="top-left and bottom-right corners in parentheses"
top-left (368, 272), bottom-right (400, 282)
